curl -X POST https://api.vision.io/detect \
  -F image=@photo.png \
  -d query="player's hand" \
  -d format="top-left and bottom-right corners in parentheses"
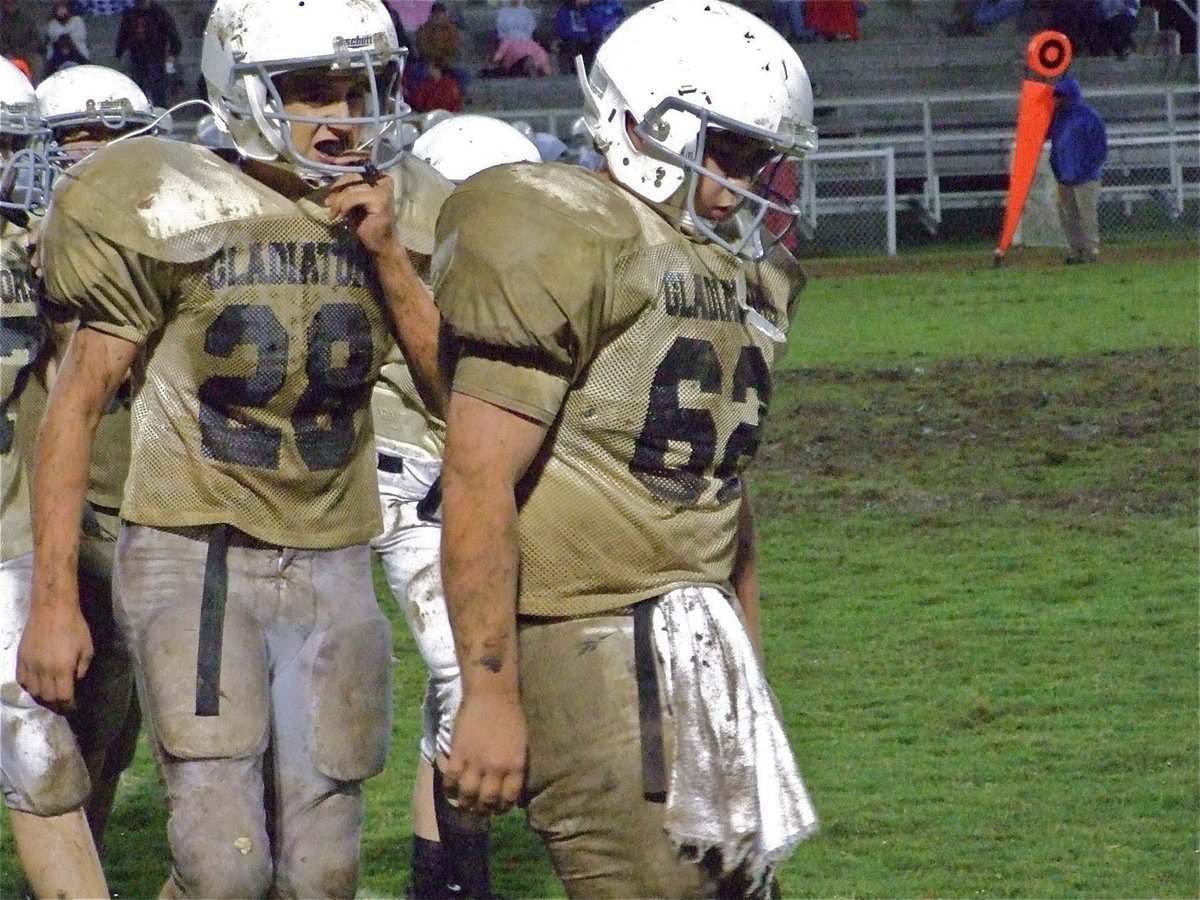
top-left (442, 690), bottom-right (527, 816)
top-left (324, 169), bottom-right (397, 256)
top-left (16, 598), bottom-right (93, 710)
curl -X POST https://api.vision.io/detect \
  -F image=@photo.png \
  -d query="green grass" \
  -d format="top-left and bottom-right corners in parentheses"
top-left (2, 242), bottom-right (1196, 898)
top-left (785, 246), bottom-right (1197, 369)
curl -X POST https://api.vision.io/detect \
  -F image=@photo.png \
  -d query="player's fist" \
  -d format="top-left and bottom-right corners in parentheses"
top-left (325, 169), bottom-right (397, 256)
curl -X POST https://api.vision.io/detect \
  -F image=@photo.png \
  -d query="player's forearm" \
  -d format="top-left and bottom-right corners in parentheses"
top-left (440, 467), bottom-right (521, 699)
top-left (372, 239), bottom-right (448, 420)
top-left (31, 329), bottom-right (130, 610)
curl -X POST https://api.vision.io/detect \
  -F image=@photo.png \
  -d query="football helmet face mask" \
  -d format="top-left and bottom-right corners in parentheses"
top-left (412, 114), bottom-right (541, 183)
top-left (201, 0), bottom-right (409, 181)
top-left (35, 65), bottom-right (160, 169)
top-left (577, 0), bottom-right (817, 259)
top-left (0, 58), bottom-right (53, 216)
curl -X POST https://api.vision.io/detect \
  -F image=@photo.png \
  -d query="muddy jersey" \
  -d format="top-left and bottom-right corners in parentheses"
top-left (434, 163), bottom-right (804, 617)
top-left (39, 137), bottom-right (406, 548)
top-left (1, 218), bottom-right (40, 561)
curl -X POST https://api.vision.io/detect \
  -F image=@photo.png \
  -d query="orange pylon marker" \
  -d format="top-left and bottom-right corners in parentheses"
top-left (994, 30), bottom-right (1073, 266)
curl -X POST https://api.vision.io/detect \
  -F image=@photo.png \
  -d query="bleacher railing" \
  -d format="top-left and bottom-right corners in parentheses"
top-left (489, 83), bottom-right (1198, 256)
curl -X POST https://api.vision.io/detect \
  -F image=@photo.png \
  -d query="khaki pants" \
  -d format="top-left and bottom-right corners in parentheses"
top-left (115, 524), bottom-right (392, 899)
top-left (1056, 179), bottom-right (1101, 259)
top-left (520, 614), bottom-right (760, 898)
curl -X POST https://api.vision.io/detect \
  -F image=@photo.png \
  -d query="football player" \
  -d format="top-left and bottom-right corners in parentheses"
top-left (15, 64), bottom-right (166, 856)
top-left (37, 64), bottom-right (161, 168)
top-left (433, 1), bottom-right (820, 895)
top-left (370, 113), bottom-right (538, 900)
top-left (1, 56), bottom-right (111, 898)
top-left (16, 0), bottom-right (443, 895)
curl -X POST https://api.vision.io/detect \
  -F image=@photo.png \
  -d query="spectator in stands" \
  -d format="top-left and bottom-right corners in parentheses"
top-left (1049, 74), bottom-right (1107, 264)
top-left (942, 0), bottom-right (1026, 35)
top-left (391, 0), bottom-right (434, 34)
top-left (1097, 0), bottom-right (1139, 58)
top-left (552, 0), bottom-right (599, 73)
top-left (769, 1), bottom-right (820, 41)
top-left (805, 0), bottom-right (866, 40)
top-left (43, 1), bottom-right (90, 78)
top-left (384, 3), bottom-right (413, 54)
top-left (416, 2), bottom-right (464, 77)
top-left (114, 0), bottom-right (181, 107)
top-left (493, 0), bottom-right (553, 77)
top-left (1051, 0), bottom-right (1105, 55)
top-left (408, 61), bottom-right (464, 114)
top-left (585, 0), bottom-right (627, 43)
top-left (1, 0), bottom-right (43, 77)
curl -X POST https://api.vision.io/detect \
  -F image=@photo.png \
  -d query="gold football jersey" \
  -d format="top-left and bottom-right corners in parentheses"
top-left (1, 218), bottom-right (40, 561)
top-left (40, 138), bottom-right (409, 548)
top-left (434, 163), bottom-right (804, 617)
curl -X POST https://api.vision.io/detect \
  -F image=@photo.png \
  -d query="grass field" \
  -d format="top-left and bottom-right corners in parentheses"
top-left (2, 240), bottom-right (1196, 898)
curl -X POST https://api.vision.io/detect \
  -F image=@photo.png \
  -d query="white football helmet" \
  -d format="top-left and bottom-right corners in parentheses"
top-left (576, 0), bottom-right (817, 258)
top-left (412, 114), bottom-right (540, 183)
top-left (201, 0), bottom-right (409, 179)
top-left (36, 65), bottom-right (159, 167)
top-left (0, 58), bottom-right (52, 215)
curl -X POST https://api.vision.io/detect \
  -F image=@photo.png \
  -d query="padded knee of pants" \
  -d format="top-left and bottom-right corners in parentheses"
top-left (168, 827), bottom-right (272, 900)
top-left (311, 615), bottom-right (393, 781)
top-left (1, 686), bottom-right (91, 816)
top-left (141, 602), bottom-right (269, 759)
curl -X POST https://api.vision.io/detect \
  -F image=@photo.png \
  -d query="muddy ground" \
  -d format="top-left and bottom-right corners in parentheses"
top-left (757, 346), bottom-right (1199, 521)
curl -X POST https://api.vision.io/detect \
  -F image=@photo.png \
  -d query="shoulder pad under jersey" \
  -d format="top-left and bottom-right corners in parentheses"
top-left (391, 152), bottom-right (454, 257)
top-left (47, 137), bottom-right (294, 263)
top-left (453, 162), bottom-right (642, 244)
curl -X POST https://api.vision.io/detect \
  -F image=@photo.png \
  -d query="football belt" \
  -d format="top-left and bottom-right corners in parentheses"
top-left (195, 523), bottom-right (229, 717)
top-left (634, 598), bottom-right (667, 802)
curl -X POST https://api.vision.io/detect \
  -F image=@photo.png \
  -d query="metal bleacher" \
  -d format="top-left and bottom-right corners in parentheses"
top-left (86, 0), bottom-right (1198, 252)
top-left (473, 0), bottom-right (1197, 245)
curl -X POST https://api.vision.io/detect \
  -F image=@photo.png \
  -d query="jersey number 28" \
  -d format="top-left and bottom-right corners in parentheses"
top-left (198, 303), bottom-right (373, 471)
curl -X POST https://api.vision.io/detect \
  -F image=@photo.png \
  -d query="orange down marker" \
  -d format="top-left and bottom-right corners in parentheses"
top-left (994, 30), bottom-right (1073, 264)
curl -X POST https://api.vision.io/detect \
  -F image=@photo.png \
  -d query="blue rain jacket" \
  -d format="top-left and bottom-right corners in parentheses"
top-left (1049, 76), bottom-right (1108, 186)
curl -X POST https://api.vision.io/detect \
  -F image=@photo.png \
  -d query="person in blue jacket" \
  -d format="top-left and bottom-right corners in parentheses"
top-left (1049, 75), bottom-right (1108, 264)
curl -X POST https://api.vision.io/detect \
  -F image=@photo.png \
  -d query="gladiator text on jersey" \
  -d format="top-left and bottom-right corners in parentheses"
top-left (207, 240), bottom-right (371, 290)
